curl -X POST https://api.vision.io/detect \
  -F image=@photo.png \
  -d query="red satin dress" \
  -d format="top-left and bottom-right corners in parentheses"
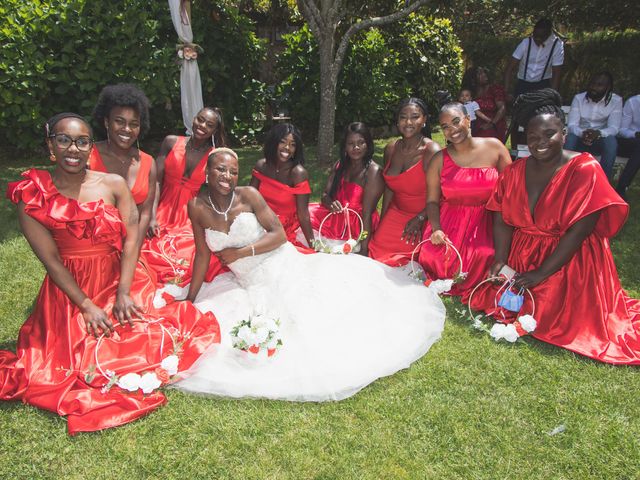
top-left (1, 169), bottom-right (221, 434)
top-left (252, 168), bottom-right (314, 252)
top-left (419, 149), bottom-right (498, 295)
top-left (468, 153), bottom-right (640, 364)
top-left (368, 149), bottom-right (428, 266)
top-left (89, 147), bottom-right (153, 205)
top-left (308, 178), bottom-right (379, 240)
top-left (141, 137), bottom-right (224, 285)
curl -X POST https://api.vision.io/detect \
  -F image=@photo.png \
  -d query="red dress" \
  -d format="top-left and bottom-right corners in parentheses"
top-left (419, 149), bottom-right (498, 295)
top-left (308, 178), bottom-right (379, 240)
top-left (468, 153), bottom-right (640, 364)
top-left (473, 84), bottom-right (507, 142)
top-left (1, 169), bottom-right (221, 434)
top-left (141, 137), bottom-right (224, 285)
top-left (252, 168), bottom-right (314, 252)
top-left (89, 147), bottom-right (153, 205)
top-left (368, 149), bottom-right (429, 266)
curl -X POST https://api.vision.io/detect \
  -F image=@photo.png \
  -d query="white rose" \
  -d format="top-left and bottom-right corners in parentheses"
top-left (503, 324), bottom-right (520, 343)
top-left (253, 326), bottom-right (270, 345)
top-left (117, 372), bottom-right (141, 392)
top-left (152, 292), bottom-right (167, 309)
top-left (237, 325), bottom-right (254, 344)
top-left (164, 283), bottom-right (187, 300)
top-left (331, 245), bottom-right (344, 254)
top-left (518, 314), bottom-right (537, 333)
top-left (160, 355), bottom-right (180, 375)
top-left (139, 372), bottom-right (162, 394)
top-left (489, 323), bottom-right (507, 341)
top-left (429, 279), bottom-right (454, 294)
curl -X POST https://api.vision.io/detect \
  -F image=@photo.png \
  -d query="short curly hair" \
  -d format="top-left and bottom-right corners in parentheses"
top-left (92, 83), bottom-right (151, 138)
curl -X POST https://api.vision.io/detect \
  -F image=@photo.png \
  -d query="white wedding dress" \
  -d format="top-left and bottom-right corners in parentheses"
top-left (174, 212), bottom-right (445, 401)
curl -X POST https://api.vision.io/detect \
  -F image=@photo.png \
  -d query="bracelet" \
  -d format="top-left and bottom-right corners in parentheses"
top-left (417, 214), bottom-right (425, 221)
top-left (250, 244), bottom-right (255, 257)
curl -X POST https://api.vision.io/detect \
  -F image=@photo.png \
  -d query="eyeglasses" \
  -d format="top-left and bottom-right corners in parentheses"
top-left (49, 134), bottom-right (93, 152)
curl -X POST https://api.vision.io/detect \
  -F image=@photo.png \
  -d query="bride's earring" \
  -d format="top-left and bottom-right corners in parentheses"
top-left (205, 174), bottom-right (209, 184)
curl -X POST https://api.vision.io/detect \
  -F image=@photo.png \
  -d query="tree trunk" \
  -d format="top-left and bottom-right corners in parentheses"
top-left (316, 36), bottom-right (337, 165)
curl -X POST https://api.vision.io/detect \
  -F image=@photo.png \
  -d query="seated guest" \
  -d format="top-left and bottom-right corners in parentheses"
top-left (564, 72), bottom-right (623, 178)
top-left (616, 94), bottom-right (640, 199)
top-left (462, 67), bottom-right (507, 142)
top-left (504, 18), bottom-right (564, 97)
top-left (308, 122), bottom-right (383, 256)
top-left (250, 123), bottom-right (315, 252)
top-left (368, 98), bottom-right (441, 266)
top-left (469, 89), bottom-right (640, 365)
top-left (1, 113), bottom-right (219, 434)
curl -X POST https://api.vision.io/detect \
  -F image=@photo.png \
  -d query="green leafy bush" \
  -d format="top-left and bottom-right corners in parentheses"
top-left (276, 15), bottom-right (463, 137)
top-left (0, 0), bottom-right (266, 150)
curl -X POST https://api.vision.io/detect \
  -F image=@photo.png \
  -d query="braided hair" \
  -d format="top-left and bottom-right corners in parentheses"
top-left (512, 88), bottom-right (565, 131)
top-left (328, 122), bottom-right (374, 200)
top-left (590, 71), bottom-right (614, 106)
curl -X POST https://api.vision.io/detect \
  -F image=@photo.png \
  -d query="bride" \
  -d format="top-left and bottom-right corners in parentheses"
top-left (174, 147), bottom-right (446, 401)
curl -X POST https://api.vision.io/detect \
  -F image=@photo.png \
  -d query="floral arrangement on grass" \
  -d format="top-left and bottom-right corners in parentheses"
top-left (313, 206), bottom-right (367, 255)
top-left (409, 238), bottom-right (468, 294)
top-left (230, 313), bottom-right (283, 357)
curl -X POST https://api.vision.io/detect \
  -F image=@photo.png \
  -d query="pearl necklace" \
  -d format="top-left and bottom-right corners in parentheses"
top-left (207, 190), bottom-right (235, 221)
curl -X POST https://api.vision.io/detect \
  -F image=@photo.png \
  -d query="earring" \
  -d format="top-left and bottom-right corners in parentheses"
top-left (205, 174), bottom-right (209, 184)
top-left (49, 151), bottom-right (56, 163)
top-left (136, 138), bottom-right (140, 151)
top-left (211, 135), bottom-right (216, 148)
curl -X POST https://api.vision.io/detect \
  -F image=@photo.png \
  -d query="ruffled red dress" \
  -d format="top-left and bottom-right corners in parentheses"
top-left (308, 178), bottom-right (379, 240)
top-left (368, 150), bottom-right (428, 266)
top-left (468, 153), bottom-right (640, 364)
top-left (1, 169), bottom-right (221, 434)
top-left (141, 137), bottom-right (224, 285)
top-left (252, 168), bottom-right (314, 252)
top-left (419, 149), bottom-right (498, 295)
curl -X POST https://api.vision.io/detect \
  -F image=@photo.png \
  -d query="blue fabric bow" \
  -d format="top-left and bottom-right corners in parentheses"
top-left (498, 289), bottom-right (524, 312)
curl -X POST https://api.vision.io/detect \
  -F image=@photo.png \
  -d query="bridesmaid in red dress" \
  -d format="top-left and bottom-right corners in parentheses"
top-left (469, 89), bottom-right (640, 364)
top-left (1, 114), bottom-right (220, 434)
top-left (250, 123), bottom-right (314, 252)
top-left (368, 98), bottom-right (441, 266)
top-left (89, 84), bottom-right (156, 250)
top-left (420, 102), bottom-right (511, 295)
top-left (143, 107), bottom-right (228, 285)
top-left (308, 122), bottom-right (383, 255)
top-left (463, 67), bottom-right (507, 142)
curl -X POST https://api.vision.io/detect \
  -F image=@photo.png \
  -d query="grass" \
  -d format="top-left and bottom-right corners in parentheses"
top-left (1, 139), bottom-right (639, 479)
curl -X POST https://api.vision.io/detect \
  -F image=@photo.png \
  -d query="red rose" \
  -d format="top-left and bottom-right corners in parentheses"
top-left (155, 368), bottom-right (171, 383)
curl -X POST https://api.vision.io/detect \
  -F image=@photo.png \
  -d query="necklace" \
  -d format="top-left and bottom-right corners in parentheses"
top-left (187, 137), bottom-right (210, 153)
top-left (207, 190), bottom-right (235, 221)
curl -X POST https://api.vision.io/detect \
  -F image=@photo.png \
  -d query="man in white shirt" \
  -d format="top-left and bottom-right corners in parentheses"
top-left (504, 18), bottom-right (564, 97)
top-left (616, 94), bottom-right (640, 199)
top-left (564, 72), bottom-right (623, 177)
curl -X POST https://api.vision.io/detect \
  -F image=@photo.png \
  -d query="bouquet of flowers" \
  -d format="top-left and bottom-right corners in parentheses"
top-left (409, 238), bottom-right (468, 294)
top-left (314, 206), bottom-right (367, 255)
top-left (230, 313), bottom-right (283, 357)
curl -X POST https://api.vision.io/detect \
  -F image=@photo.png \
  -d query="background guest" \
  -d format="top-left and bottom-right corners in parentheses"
top-left (462, 66), bottom-right (507, 142)
top-left (616, 94), bottom-right (640, 199)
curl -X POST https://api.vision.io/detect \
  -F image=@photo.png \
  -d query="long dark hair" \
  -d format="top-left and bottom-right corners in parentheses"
top-left (263, 123), bottom-right (305, 166)
top-left (395, 97), bottom-right (432, 138)
top-left (329, 122), bottom-right (374, 199)
top-left (590, 71), bottom-right (614, 106)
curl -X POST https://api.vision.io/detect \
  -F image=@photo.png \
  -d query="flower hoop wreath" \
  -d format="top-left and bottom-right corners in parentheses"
top-left (313, 205), bottom-right (368, 254)
top-left (409, 237), bottom-right (468, 294)
top-left (86, 318), bottom-right (182, 395)
top-left (467, 277), bottom-right (537, 343)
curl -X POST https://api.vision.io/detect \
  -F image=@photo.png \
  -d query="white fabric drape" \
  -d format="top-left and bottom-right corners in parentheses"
top-left (168, 0), bottom-right (204, 134)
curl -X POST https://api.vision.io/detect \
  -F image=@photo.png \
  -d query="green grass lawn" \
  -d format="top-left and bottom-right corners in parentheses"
top-left (1, 139), bottom-right (639, 479)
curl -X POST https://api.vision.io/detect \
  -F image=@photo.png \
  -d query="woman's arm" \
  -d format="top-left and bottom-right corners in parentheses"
top-left (291, 166), bottom-right (314, 246)
top-left (359, 164), bottom-right (385, 256)
top-left (320, 164), bottom-right (340, 211)
top-left (487, 211), bottom-right (514, 277)
top-left (513, 211), bottom-right (601, 288)
top-left (18, 204), bottom-right (114, 337)
top-left (110, 176), bottom-right (143, 325)
top-left (148, 136), bottom-right (176, 237)
top-left (186, 199), bottom-right (212, 303)
top-left (215, 188), bottom-right (287, 266)
top-left (425, 151), bottom-right (445, 244)
top-left (137, 159), bottom-right (157, 249)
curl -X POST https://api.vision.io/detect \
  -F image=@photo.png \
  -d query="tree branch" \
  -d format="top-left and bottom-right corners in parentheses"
top-left (296, 0), bottom-right (324, 36)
